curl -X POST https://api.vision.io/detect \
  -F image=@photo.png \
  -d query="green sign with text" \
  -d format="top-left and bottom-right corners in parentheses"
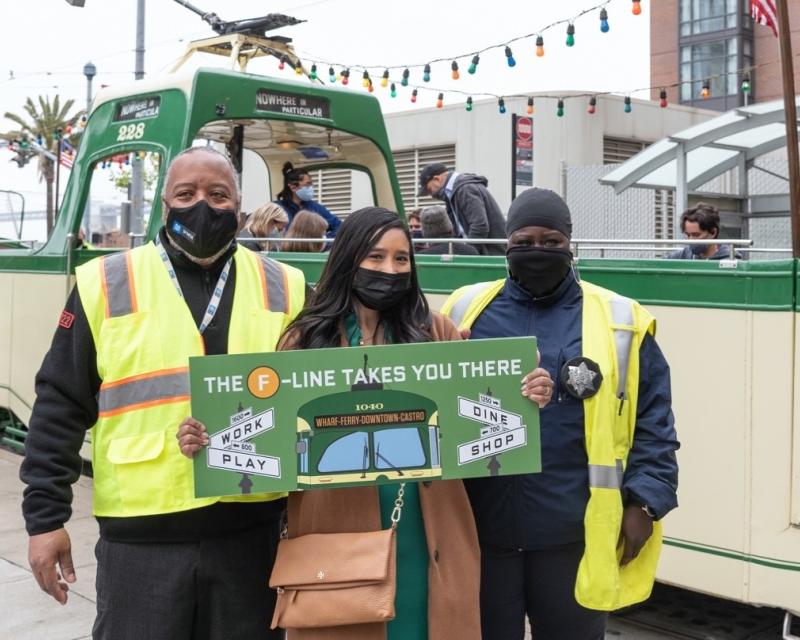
top-left (190, 337), bottom-right (541, 498)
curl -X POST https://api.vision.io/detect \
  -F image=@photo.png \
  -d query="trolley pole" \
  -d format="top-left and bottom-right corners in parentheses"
top-left (775, 0), bottom-right (800, 258)
top-left (83, 61), bottom-right (96, 238)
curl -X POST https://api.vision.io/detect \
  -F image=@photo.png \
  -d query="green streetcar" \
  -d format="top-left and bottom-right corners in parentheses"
top-left (0, 29), bottom-right (799, 619)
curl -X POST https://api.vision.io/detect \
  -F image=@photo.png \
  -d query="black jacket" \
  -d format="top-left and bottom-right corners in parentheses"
top-left (444, 173), bottom-right (507, 255)
top-left (20, 229), bottom-right (284, 542)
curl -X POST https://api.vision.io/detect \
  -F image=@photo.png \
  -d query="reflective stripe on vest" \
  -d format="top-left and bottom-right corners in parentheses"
top-left (258, 255), bottom-right (290, 314)
top-left (610, 296), bottom-right (635, 402)
top-left (586, 294), bottom-right (634, 491)
top-left (587, 459), bottom-right (623, 490)
top-left (447, 282), bottom-right (495, 327)
top-left (101, 252), bottom-right (137, 317)
top-left (98, 367), bottom-right (189, 418)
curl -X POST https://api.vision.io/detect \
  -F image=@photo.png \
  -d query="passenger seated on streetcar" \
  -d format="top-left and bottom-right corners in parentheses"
top-left (666, 202), bottom-right (742, 260)
top-left (281, 209), bottom-right (327, 253)
top-left (177, 207), bottom-right (554, 639)
top-left (275, 161), bottom-right (341, 238)
top-left (239, 202), bottom-right (288, 251)
top-left (416, 205), bottom-right (479, 256)
top-left (406, 208), bottom-right (422, 238)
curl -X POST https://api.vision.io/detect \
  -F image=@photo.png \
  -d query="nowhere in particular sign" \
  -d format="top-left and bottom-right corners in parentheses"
top-left (189, 337), bottom-right (541, 497)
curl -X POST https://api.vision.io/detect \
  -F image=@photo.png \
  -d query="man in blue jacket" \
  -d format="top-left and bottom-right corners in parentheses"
top-left (442, 188), bottom-right (679, 640)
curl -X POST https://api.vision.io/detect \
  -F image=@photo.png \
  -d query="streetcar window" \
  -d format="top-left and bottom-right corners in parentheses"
top-left (78, 150), bottom-right (161, 249)
top-left (193, 119), bottom-right (380, 219)
top-left (318, 431), bottom-right (370, 473)
top-left (374, 428), bottom-right (426, 470)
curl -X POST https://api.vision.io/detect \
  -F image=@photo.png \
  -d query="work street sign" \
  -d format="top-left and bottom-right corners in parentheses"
top-left (208, 408), bottom-right (274, 449)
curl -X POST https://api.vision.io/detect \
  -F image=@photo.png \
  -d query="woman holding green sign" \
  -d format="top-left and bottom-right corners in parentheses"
top-left (277, 206), bottom-right (481, 640)
top-left (179, 207), bottom-right (553, 639)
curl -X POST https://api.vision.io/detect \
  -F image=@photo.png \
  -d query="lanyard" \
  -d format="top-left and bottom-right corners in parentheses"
top-left (155, 236), bottom-right (232, 335)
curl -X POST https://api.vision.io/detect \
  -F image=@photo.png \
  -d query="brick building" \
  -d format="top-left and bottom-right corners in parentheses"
top-left (651, 0), bottom-right (800, 111)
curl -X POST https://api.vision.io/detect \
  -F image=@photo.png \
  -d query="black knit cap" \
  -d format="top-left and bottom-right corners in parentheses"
top-left (506, 188), bottom-right (572, 238)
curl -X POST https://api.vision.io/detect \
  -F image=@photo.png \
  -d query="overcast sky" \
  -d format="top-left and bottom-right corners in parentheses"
top-left (0, 0), bottom-right (650, 239)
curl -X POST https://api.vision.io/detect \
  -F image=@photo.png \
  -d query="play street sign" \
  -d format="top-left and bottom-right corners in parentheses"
top-left (207, 448), bottom-right (281, 477)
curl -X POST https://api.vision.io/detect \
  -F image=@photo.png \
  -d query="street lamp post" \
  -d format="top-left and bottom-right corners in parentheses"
top-left (83, 61), bottom-right (96, 239)
top-left (130, 0), bottom-right (146, 236)
top-left (83, 61), bottom-right (96, 113)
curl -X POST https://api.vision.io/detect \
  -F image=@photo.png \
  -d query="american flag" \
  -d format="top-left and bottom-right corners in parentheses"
top-left (751, 0), bottom-right (778, 37)
top-left (59, 139), bottom-right (75, 169)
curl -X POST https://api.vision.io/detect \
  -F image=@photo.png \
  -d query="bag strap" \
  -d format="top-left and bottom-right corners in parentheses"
top-left (390, 482), bottom-right (406, 529)
top-left (281, 482), bottom-right (408, 539)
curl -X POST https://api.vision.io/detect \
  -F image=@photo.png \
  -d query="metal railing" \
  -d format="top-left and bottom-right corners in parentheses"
top-left (236, 235), bottom-right (768, 260)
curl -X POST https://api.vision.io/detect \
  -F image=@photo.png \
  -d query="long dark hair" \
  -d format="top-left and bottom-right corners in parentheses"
top-left (277, 161), bottom-right (310, 202)
top-left (285, 207), bottom-right (432, 349)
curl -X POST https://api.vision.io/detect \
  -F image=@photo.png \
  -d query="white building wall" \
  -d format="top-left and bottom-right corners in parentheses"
top-left (381, 93), bottom-right (716, 214)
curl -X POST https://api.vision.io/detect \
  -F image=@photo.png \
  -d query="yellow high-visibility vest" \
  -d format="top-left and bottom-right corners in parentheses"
top-left (76, 241), bottom-right (305, 518)
top-left (442, 278), bottom-right (663, 611)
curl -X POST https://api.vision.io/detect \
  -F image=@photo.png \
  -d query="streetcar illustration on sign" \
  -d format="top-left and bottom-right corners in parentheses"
top-left (296, 355), bottom-right (441, 487)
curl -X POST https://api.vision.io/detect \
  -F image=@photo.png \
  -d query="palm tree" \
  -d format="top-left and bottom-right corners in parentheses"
top-left (3, 96), bottom-right (82, 235)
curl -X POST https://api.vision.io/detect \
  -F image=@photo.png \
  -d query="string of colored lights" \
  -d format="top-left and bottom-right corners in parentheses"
top-left (298, 0), bottom-right (628, 72)
top-left (269, 43), bottom-right (792, 116)
top-left (272, 0), bottom-right (784, 115)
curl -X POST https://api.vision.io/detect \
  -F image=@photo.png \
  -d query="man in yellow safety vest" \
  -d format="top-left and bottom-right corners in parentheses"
top-left (21, 147), bottom-right (305, 639)
top-left (441, 188), bottom-right (679, 640)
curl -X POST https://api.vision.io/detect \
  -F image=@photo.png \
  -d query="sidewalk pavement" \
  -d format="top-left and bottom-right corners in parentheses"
top-left (0, 448), bottom-right (95, 640)
top-left (0, 447), bottom-right (666, 640)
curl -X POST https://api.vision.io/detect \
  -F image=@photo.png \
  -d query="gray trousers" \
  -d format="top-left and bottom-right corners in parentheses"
top-left (93, 522), bottom-right (283, 640)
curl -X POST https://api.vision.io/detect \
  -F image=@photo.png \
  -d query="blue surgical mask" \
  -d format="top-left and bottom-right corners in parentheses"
top-left (689, 243), bottom-right (707, 257)
top-left (295, 185), bottom-right (315, 202)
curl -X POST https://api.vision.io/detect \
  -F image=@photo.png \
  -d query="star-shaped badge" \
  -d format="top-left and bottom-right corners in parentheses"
top-left (560, 357), bottom-right (603, 399)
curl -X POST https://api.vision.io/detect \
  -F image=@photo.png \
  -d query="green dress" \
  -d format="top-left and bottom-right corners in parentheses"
top-left (345, 314), bottom-right (429, 640)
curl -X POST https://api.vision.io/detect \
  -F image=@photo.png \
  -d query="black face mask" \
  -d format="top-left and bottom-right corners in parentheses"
top-left (410, 229), bottom-right (423, 239)
top-left (506, 246), bottom-right (573, 298)
top-left (352, 267), bottom-right (412, 311)
top-left (166, 200), bottom-right (239, 259)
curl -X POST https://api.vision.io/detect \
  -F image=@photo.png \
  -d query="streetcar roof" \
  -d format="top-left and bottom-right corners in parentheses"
top-left (91, 71), bottom-right (197, 115)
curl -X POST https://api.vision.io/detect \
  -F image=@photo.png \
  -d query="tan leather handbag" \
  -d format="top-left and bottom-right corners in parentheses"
top-left (269, 484), bottom-right (405, 630)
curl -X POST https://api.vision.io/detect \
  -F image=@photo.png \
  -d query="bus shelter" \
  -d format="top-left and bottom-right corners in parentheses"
top-left (600, 96), bottom-right (800, 239)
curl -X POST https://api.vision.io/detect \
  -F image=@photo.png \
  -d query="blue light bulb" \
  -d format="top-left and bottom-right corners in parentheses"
top-left (600, 8), bottom-right (610, 32)
top-left (505, 46), bottom-right (516, 67)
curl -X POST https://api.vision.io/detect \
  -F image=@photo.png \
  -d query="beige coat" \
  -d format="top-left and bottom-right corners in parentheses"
top-left (280, 312), bottom-right (481, 640)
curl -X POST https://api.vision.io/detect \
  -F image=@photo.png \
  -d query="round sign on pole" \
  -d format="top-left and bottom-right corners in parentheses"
top-left (516, 117), bottom-right (533, 141)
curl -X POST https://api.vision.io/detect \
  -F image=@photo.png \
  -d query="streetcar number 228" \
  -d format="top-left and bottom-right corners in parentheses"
top-left (117, 123), bottom-right (146, 141)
